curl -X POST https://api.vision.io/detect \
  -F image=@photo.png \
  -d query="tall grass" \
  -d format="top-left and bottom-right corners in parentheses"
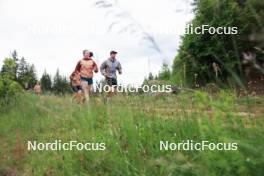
top-left (0, 92), bottom-right (263, 176)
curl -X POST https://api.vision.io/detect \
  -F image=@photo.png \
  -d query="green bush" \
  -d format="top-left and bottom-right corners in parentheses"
top-left (0, 75), bottom-right (23, 107)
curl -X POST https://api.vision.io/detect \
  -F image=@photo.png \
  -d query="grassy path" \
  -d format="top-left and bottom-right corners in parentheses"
top-left (0, 92), bottom-right (264, 176)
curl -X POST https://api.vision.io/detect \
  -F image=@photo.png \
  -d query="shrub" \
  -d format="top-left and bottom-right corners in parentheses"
top-left (0, 75), bottom-right (23, 107)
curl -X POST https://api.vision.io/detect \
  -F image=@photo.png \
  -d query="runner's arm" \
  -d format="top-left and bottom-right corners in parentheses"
top-left (100, 61), bottom-right (107, 76)
top-left (117, 61), bottom-right (122, 74)
top-left (93, 61), bottom-right (99, 73)
top-left (69, 71), bottom-right (75, 81)
top-left (74, 60), bottom-right (81, 73)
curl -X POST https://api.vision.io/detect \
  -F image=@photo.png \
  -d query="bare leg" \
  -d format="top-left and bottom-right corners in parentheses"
top-left (109, 86), bottom-right (115, 97)
top-left (87, 84), bottom-right (93, 102)
top-left (106, 86), bottom-right (115, 104)
top-left (81, 81), bottom-right (89, 103)
top-left (74, 90), bottom-right (83, 104)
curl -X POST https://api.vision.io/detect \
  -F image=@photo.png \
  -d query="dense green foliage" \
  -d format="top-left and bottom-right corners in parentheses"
top-left (0, 57), bottom-right (23, 107)
top-left (52, 69), bottom-right (72, 95)
top-left (0, 51), bottom-right (72, 99)
top-left (0, 74), bottom-right (22, 108)
top-left (17, 57), bottom-right (38, 89)
top-left (172, 0), bottom-right (264, 87)
top-left (1, 57), bottom-right (17, 80)
top-left (40, 70), bottom-right (52, 92)
top-left (1, 51), bottom-right (38, 89)
top-left (158, 63), bottom-right (171, 81)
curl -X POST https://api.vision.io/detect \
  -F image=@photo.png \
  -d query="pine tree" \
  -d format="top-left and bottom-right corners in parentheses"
top-left (17, 57), bottom-right (29, 89)
top-left (148, 72), bottom-right (154, 80)
top-left (26, 64), bottom-right (38, 89)
top-left (158, 63), bottom-right (171, 80)
top-left (53, 69), bottom-right (71, 95)
top-left (11, 50), bottom-right (19, 80)
top-left (40, 70), bottom-right (52, 92)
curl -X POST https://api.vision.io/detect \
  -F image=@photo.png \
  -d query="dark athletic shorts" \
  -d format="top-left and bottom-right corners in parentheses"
top-left (80, 77), bottom-right (93, 85)
top-left (106, 77), bottom-right (117, 86)
top-left (72, 86), bottom-right (82, 93)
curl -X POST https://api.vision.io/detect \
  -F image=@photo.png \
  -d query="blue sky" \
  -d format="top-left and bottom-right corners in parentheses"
top-left (0, 0), bottom-right (194, 85)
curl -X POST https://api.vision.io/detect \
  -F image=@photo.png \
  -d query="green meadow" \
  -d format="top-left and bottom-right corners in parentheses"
top-left (0, 91), bottom-right (264, 176)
